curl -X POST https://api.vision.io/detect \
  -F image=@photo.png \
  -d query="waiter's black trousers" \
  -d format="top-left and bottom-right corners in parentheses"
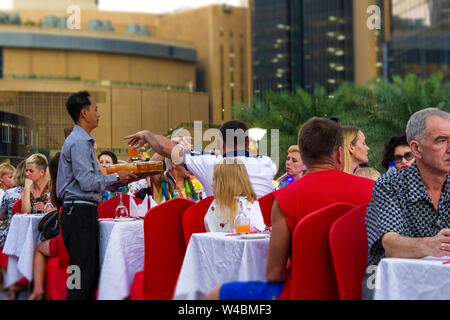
top-left (60, 204), bottom-right (99, 300)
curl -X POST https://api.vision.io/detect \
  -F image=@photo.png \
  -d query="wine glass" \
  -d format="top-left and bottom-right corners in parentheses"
top-left (115, 192), bottom-right (129, 219)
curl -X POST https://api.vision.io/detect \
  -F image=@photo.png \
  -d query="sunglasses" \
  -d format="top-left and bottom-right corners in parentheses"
top-left (393, 152), bottom-right (414, 163)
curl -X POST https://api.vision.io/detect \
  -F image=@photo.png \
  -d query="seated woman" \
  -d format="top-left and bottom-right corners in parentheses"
top-left (204, 159), bottom-right (266, 233)
top-left (0, 163), bottom-right (15, 205)
top-left (381, 134), bottom-right (415, 172)
top-left (342, 126), bottom-right (371, 174)
top-left (151, 157), bottom-right (203, 203)
top-left (21, 154), bottom-right (50, 214)
top-left (29, 153), bottom-right (62, 300)
top-left (97, 150), bottom-right (129, 201)
top-left (0, 161), bottom-right (26, 300)
top-left (275, 145), bottom-right (306, 189)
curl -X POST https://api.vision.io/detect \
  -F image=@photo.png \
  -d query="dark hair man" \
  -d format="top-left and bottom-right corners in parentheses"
top-left (206, 117), bottom-right (375, 300)
top-left (125, 120), bottom-right (277, 198)
top-left (56, 91), bottom-right (136, 300)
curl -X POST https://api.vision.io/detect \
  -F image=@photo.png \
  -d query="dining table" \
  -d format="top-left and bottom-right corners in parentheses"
top-left (173, 232), bottom-right (271, 300)
top-left (3, 213), bottom-right (46, 287)
top-left (97, 218), bottom-right (145, 300)
top-left (373, 256), bottom-right (450, 300)
top-left (2, 213), bottom-right (146, 300)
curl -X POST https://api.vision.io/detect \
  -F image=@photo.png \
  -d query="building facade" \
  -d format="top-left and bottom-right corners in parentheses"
top-left (251, 0), bottom-right (383, 97)
top-left (388, 0), bottom-right (450, 80)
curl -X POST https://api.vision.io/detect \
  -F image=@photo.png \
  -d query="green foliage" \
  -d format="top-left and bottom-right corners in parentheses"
top-left (234, 73), bottom-right (450, 176)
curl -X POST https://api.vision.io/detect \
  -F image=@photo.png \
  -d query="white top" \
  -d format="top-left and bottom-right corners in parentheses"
top-left (204, 199), bottom-right (266, 233)
top-left (184, 150), bottom-right (277, 198)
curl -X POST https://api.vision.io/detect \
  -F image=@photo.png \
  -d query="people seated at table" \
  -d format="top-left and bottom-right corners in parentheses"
top-left (0, 161), bottom-right (26, 248)
top-left (275, 145), bottom-right (307, 189)
top-left (381, 134), bottom-right (415, 172)
top-left (363, 108), bottom-right (450, 300)
top-left (342, 126), bottom-right (371, 174)
top-left (21, 154), bottom-right (51, 214)
top-left (0, 163), bottom-right (15, 205)
top-left (204, 159), bottom-right (266, 233)
top-left (29, 152), bottom-right (62, 300)
top-left (206, 117), bottom-right (375, 300)
top-left (125, 120), bottom-right (277, 198)
top-left (354, 167), bottom-right (381, 181)
top-left (0, 161), bottom-right (26, 299)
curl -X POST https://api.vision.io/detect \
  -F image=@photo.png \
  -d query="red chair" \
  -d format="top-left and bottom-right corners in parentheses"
top-left (97, 194), bottom-right (143, 219)
top-left (258, 192), bottom-right (275, 227)
top-left (45, 208), bottom-right (69, 300)
top-left (290, 202), bottom-right (355, 300)
top-left (130, 198), bottom-right (194, 300)
top-left (182, 196), bottom-right (214, 246)
top-left (12, 199), bottom-right (22, 215)
top-left (329, 204), bottom-right (369, 300)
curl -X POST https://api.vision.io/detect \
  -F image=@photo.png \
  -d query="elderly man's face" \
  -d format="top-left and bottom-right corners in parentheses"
top-left (419, 116), bottom-right (450, 174)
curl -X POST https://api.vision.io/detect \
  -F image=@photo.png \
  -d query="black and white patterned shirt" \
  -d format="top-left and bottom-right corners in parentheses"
top-left (366, 162), bottom-right (450, 268)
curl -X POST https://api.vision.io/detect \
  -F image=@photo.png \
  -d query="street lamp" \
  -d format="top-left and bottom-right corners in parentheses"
top-left (248, 128), bottom-right (267, 154)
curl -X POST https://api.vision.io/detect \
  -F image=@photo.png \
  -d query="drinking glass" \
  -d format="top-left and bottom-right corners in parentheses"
top-left (115, 192), bottom-right (129, 219)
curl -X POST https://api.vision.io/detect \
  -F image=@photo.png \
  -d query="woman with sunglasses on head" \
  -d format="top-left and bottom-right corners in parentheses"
top-left (381, 135), bottom-right (415, 172)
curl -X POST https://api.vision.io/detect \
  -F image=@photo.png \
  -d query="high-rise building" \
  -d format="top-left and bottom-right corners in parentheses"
top-left (251, 0), bottom-right (383, 96)
top-left (388, 0), bottom-right (450, 80)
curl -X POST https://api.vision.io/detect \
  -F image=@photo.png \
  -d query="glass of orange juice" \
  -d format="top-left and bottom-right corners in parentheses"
top-left (105, 165), bottom-right (116, 174)
top-left (235, 224), bottom-right (250, 234)
top-left (126, 163), bottom-right (138, 173)
top-left (128, 148), bottom-right (139, 158)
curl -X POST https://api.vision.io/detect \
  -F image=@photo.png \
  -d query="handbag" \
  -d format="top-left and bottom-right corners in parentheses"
top-left (38, 210), bottom-right (59, 241)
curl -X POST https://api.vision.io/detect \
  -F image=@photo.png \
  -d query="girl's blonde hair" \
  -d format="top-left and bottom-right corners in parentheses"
top-left (213, 159), bottom-right (257, 229)
top-left (0, 163), bottom-right (15, 189)
top-left (342, 126), bottom-right (360, 174)
top-left (26, 153), bottom-right (48, 172)
top-left (287, 145), bottom-right (300, 154)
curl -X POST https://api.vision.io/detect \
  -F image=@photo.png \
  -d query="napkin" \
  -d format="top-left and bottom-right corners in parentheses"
top-left (129, 195), bottom-right (149, 218)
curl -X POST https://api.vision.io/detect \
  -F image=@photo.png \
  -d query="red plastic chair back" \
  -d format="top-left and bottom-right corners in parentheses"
top-left (258, 192), bottom-right (275, 227)
top-left (182, 196), bottom-right (214, 246)
top-left (97, 194), bottom-right (143, 219)
top-left (12, 199), bottom-right (22, 215)
top-left (291, 202), bottom-right (355, 300)
top-left (329, 204), bottom-right (369, 300)
top-left (142, 198), bottom-right (194, 299)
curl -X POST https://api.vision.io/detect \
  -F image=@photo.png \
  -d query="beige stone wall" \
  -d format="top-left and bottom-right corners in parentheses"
top-left (0, 79), bottom-right (209, 160)
top-left (353, 0), bottom-right (379, 86)
top-left (3, 47), bottom-right (196, 89)
top-left (156, 5), bottom-right (252, 126)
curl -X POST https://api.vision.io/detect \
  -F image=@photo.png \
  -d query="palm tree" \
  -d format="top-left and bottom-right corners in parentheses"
top-left (234, 73), bottom-right (450, 175)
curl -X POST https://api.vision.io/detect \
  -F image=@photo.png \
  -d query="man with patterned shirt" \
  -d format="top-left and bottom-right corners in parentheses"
top-left (363, 108), bottom-right (450, 299)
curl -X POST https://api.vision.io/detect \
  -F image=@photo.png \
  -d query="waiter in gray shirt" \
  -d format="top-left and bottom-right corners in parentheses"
top-left (57, 91), bottom-right (136, 300)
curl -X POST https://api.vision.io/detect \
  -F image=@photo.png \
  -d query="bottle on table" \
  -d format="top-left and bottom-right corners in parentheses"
top-left (234, 196), bottom-right (250, 234)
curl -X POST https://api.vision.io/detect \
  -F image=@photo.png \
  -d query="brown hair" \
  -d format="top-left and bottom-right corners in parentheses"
top-left (298, 117), bottom-right (343, 167)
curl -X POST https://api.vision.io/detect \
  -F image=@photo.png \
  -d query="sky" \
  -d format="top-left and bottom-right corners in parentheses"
top-left (0, 0), bottom-right (247, 13)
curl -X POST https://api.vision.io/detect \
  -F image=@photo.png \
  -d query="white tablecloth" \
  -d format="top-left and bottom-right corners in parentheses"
top-left (3, 213), bottom-right (45, 287)
top-left (97, 219), bottom-right (145, 300)
top-left (374, 256), bottom-right (450, 300)
top-left (173, 232), bottom-right (270, 300)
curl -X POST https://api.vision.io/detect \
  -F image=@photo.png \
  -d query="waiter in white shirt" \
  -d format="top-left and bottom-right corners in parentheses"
top-left (125, 120), bottom-right (277, 198)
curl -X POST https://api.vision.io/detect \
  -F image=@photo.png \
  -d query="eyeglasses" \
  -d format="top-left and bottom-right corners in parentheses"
top-left (393, 152), bottom-right (414, 163)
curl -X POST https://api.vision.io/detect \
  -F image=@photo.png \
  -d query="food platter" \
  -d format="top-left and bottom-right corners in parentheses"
top-left (106, 171), bottom-right (163, 191)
